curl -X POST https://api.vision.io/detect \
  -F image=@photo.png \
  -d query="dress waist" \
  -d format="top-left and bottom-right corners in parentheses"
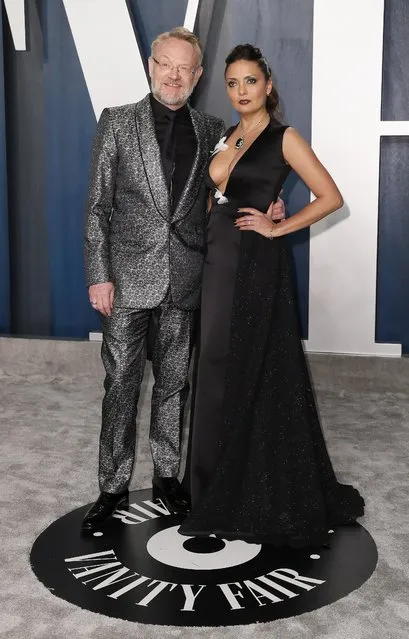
top-left (209, 203), bottom-right (241, 221)
top-left (210, 191), bottom-right (269, 216)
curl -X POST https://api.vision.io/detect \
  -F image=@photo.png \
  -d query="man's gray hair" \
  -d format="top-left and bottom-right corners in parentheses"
top-left (151, 27), bottom-right (204, 65)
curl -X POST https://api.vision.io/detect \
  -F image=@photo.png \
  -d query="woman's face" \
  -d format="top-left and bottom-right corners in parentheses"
top-left (225, 59), bottom-right (272, 114)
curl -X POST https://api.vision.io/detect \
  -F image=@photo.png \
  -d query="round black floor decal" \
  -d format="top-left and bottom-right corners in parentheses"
top-left (30, 489), bottom-right (377, 626)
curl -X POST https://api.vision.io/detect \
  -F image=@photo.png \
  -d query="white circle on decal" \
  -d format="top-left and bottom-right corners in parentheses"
top-left (146, 525), bottom-right (261, 570)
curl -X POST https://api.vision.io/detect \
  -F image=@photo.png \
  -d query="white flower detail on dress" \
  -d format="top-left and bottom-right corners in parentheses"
top-left (211, 135), bottom-right (228, 156)
top-left (214, 188), bottom-right (228, 204)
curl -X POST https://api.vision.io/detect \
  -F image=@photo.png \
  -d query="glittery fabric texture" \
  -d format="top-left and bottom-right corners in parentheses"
top-left (84, 94), bottom-right (224, 493)
top-left (99, 302), bottom-right (195, 493)
top-left (180, 120), bottom-right (365, 546)
top-left (84, 95), bottom-right (225, 310)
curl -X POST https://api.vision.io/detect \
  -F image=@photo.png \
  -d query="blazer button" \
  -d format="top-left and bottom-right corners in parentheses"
top-left (170, 222), bottom-right (176, 231)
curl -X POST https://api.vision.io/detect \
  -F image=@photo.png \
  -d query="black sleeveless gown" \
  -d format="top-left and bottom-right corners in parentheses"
top-left (180, 119), bottom-right (364, 547)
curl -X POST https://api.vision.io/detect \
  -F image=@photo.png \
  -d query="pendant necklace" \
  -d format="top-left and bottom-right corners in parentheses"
top-left (235, 114), bottom-right (268, 150)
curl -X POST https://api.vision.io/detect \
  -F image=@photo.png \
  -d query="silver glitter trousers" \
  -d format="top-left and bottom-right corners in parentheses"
top-left (98, 299), bottom-right (195, 493)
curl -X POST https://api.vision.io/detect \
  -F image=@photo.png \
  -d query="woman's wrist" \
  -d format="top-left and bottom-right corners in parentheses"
top-left (266, 222), bottom-right (279, 240)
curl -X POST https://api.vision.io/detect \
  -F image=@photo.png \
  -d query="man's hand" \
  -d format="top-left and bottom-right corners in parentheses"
top-left (89, 282), bottom-right (114, 317)
top-left (266, 190), bottom-right (286, 222)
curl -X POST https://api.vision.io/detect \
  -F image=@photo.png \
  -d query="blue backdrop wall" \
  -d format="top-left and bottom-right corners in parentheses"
top-left (0, 0), bottom-right (408, 353)
top-left (0, 6), bottom-right (9, 332)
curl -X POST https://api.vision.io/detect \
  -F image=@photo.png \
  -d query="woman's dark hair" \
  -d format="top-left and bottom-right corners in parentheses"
top-left (225, 44), bottom-right (280, 118)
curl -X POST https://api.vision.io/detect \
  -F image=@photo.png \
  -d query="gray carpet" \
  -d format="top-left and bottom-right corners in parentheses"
top-left (1, 337), bottom-right (408, 638)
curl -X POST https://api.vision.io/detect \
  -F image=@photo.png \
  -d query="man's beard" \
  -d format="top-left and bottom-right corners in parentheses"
top-left (151, 80), bottom-right (193, 107)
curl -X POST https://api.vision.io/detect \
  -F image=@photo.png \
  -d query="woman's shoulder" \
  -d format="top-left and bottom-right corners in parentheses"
top-left (269, 116), bottom-right (292, 132)
top-left (267, 119), bottom-right (294, 149)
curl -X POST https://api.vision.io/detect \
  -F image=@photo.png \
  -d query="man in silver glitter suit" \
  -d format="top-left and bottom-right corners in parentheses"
top-left (81, 28), bottom-right (224, 530)
top-left (82, 27), bottom-right (284, 531)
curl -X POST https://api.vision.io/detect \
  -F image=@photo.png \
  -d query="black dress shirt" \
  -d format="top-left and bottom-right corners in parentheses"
top-left (150, 94), bottom-right (197, 211)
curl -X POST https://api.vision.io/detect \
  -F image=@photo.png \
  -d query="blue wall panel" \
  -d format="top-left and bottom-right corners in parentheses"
top-left (376, 137), bottom-right (409, 354)
top-left (127, 0), bottom-right (188, 61)
top-left (0, 0), bottom-right (407, 349)
top-left (0, 6), bottom-right (10, 332)
top-left (377, 0), bottom-right (409, 353)
top-left (43, 0), bottom-right (100, 337)
top-left (382, 0), bottom-right (409, 121)
top-left (4, 0), bottom-right (52, 335)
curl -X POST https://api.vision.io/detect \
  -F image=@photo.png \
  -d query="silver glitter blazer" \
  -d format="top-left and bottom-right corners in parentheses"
top-left (84, 94), bottom-right (225, 310)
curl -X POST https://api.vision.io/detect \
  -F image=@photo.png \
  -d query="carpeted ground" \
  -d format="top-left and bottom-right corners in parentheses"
top-left (0, 337), bottom-right (408, 638)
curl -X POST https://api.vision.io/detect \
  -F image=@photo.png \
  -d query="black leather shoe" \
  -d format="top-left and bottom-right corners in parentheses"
top-left (152, 477), bottom-right (191, 515)
top-left (81, 490), bottom-right (129, 532)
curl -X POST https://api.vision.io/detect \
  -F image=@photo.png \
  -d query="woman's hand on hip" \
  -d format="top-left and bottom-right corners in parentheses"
top-left (267, 193), bottom-right (285, 221)
top-left (235, 208), bottom-right (279, 239)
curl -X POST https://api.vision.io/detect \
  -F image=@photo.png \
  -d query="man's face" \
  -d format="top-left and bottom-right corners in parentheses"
top-left (148, 37), bottom-right (203, 108)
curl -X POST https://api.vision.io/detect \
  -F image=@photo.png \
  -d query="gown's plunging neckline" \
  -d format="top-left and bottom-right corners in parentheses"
top-left (209, 119), bottom-right (272, 197)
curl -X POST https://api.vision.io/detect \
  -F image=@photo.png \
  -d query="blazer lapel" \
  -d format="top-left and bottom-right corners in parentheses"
top-left (134, 95), bottom-right (171, 220)
top-left (172, 107), bottom-right (209, 223)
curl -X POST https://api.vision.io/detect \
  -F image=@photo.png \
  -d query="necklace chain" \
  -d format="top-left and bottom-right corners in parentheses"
top-left (235, 114), bottom-right (269, 149)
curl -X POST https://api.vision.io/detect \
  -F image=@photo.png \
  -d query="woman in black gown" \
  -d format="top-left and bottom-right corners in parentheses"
top-left (180, 44), bottom-right (364, 547)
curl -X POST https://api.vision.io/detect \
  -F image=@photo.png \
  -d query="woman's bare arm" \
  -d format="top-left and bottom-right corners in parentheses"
top-left (273, 128), bottom-right (343, 237)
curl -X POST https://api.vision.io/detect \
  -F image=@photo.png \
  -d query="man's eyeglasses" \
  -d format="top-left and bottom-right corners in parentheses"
top-left (152, 56), bottom-right (197, 77)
